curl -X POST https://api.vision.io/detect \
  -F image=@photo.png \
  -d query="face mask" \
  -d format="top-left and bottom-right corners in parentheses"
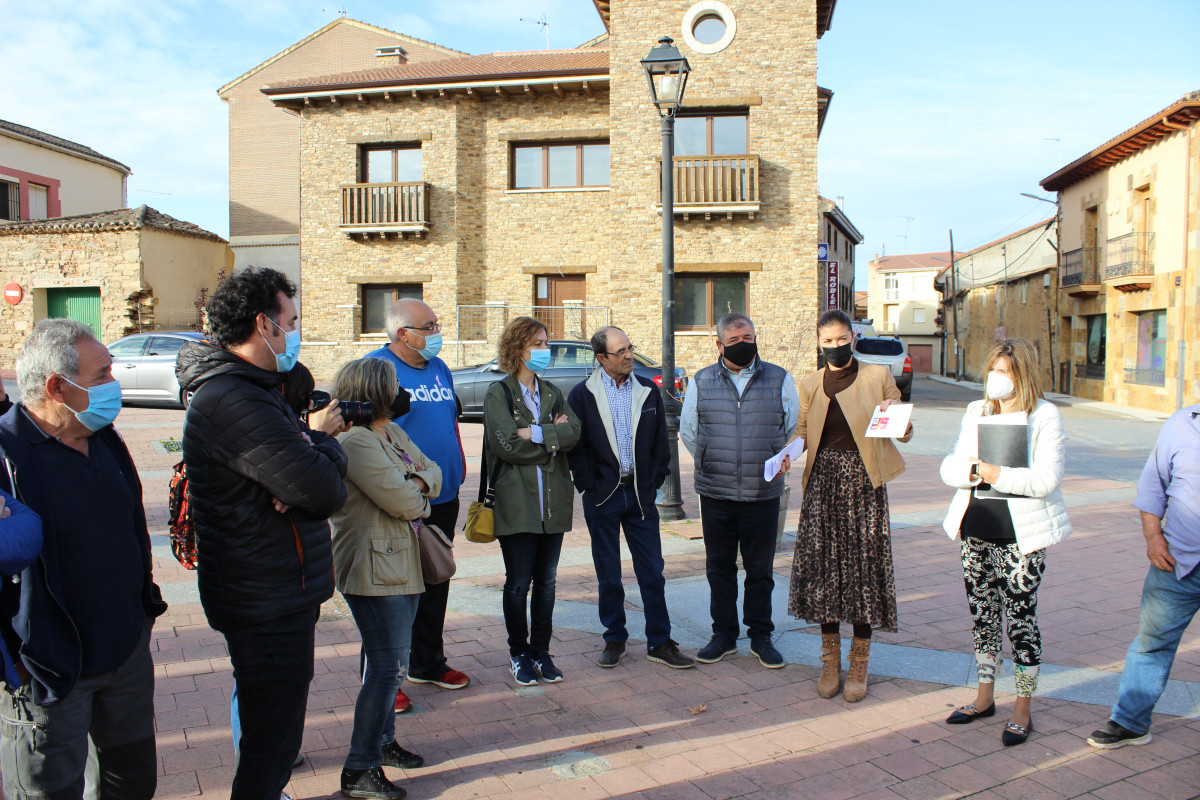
top-left (262, 316), bottom-right (301, 373)
top-left (405, 331), bottom-right (442, 361)
top-left (986, 371), bottom-right (1015, 401)
top-left (524, 347), bottom-right (551, 373)
top-left (390, 388), bottom-right (412, 418)
top-left (62, 377), bottom-right (123, 431)
top-left (722, 340), bottom-right (758, 368)
top-left (822, 342), bottom-right (854, 369)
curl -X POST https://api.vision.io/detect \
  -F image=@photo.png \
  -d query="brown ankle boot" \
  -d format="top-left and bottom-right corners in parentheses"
top-left (843, 637), bottom-right (871, 703)
top-left (817, 634), bottom-right (842, 698)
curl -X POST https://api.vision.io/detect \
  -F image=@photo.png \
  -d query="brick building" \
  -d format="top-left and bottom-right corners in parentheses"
top-left (819, 195), bottom-right (861, 316)
top-left (250, 0), bottom-right (838, 379)
top-left (1042, 91), bottom-right (1200, 412)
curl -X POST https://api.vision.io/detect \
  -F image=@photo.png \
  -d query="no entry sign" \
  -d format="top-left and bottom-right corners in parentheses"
top-left (3, 283), bottom-right (22, 305)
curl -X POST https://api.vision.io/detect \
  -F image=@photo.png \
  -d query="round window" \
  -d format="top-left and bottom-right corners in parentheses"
top-left (681, 2), bottom-right (736, 55)
top-left (692, 14), bottom-right (726, 45)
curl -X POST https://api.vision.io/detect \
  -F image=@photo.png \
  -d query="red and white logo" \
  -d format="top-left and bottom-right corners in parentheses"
top-left (3, 283), bottom-right (22, 305)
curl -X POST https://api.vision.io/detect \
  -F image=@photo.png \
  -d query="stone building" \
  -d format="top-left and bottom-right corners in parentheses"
top-left (1041, 91), bottom-right (1199, 413)
top-left (867, 251), bottom-right (948, 374)
top-left (0, 206), bottom-right (232, 357)
top-left (219, 18), bottom-right (466, 282)
top-left (257, 0), bottom-right (839, 379)
top-left (933, 219), bottom-right (1058, 389)
top-left (819, 195), bottom-right (862, 316)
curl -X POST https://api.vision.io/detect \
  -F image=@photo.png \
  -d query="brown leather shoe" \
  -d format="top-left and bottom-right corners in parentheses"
top-left (817, 634), bottom-right (842, 699)
top-left (843, 637), bottom-right (871, 703)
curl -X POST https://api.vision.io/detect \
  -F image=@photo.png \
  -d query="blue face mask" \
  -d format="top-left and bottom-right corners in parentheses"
top-left (524, 347), bottom-right (551, 373)
top-left (263, 317), bottom-right (301, 373)
top-left (62, 377), bottom-right (123, 431)
top-left (416, 332), bottom-right (442, 361)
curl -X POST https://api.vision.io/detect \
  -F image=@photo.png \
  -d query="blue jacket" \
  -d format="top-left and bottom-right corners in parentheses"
top-left (0, 406), bottom-right (167, 705)
top-left (567, 372), bottom-right (670, 515)
top-left (0, 488), bottom-right (41, 688)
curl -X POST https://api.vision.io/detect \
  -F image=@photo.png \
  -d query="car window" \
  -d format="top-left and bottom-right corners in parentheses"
top-left (551, 344), bottom-right (595, 368)
top-left (855, 338), bottom-right (904, 357)
top-left (108, 337), bottom-right (147, 358)
top-left (148, 336), bottom-right (188, 356)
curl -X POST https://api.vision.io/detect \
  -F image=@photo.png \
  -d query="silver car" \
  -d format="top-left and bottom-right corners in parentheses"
top-left (107, 331), bottom-right (204, 408)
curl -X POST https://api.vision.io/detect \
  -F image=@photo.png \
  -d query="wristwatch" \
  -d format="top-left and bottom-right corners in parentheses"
top-left (970, 464), bottom-right (980, 481)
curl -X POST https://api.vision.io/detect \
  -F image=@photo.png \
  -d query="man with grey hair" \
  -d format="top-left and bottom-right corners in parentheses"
top-left (369, 298), bottom-right (470, 706)
top-left (680, 312), bottom-right (799, 669)
top-left (0, 318), bottom-right (166, 799)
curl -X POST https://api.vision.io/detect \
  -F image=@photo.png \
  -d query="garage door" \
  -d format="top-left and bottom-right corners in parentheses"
top-left (909, 344), bottom-right (933, 373)
top-left (46, 287), bottom-right (102, 338)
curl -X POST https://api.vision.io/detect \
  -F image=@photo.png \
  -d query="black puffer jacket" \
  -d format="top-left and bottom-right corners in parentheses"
top-left (177, 341), bottom-right (347, 633)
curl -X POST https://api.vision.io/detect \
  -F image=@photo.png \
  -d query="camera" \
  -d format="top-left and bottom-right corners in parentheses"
top-left (306, 391), bottom-right (372, 427)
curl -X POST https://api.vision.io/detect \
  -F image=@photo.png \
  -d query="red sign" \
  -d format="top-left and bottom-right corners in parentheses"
top-left (3, 283), bottom-right (21, 305)
top-left (826, 261), bottom-right (840, 310)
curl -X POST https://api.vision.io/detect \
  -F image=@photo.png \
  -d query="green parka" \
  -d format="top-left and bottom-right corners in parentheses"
top-left (483, 373), bottom-right (581, 536)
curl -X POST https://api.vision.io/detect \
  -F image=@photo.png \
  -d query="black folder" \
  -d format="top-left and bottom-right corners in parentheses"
top-left (976, 420), bottom-right (1028, 499)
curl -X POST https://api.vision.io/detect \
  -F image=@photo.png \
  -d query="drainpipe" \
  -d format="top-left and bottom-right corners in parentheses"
top-left (1162, 115), bottom-right (1192, 409)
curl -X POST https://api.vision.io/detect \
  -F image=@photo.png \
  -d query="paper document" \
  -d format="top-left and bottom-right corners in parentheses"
top-left (763, 437), bottom-right (805, 481)
top-left (864, 403), bottom-right (913, 438)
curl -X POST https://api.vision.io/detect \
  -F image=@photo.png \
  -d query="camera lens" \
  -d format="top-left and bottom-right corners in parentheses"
top-left (338, 401), bottom-right (373, 427)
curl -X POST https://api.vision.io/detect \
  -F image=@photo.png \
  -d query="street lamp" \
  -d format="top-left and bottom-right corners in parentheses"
top-left (642, 36), bottom-right (690, 521)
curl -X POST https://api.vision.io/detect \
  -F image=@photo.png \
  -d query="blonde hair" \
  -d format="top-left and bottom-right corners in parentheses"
top-left (331, 357), bottom-right (398, 422)
top-left (496, 316), bottom-right (547, 375)
top-left (983, 338), bottom-right (1042, 415)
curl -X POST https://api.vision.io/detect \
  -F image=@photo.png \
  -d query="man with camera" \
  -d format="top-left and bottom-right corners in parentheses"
top-left (177, 267), bottom-right (348, 799)
top-left (369, 298), bottom-right (470, 708)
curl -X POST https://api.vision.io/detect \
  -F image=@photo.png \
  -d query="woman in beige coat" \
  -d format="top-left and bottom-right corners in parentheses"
top-left (330, 358), bottom-right (442, 799)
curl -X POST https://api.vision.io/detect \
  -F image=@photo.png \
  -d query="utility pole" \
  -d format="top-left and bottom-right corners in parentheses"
top-left (1001, 243), bottom-right (1008, 326)
top-left (950, 229), bottom-right (959, 380)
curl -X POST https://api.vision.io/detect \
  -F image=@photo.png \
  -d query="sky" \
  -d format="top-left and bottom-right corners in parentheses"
top-left (2, 0), bottom-right (1198, 289)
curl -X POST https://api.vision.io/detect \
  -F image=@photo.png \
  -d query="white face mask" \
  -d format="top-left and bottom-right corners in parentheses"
top-left (986, 371), bottom-right (1015, 401)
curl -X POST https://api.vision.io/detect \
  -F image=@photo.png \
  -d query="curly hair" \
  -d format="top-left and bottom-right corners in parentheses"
top-left (497, 316), bottom-right (547, 375)
top-left (204, 266), bottom-right (296, 347)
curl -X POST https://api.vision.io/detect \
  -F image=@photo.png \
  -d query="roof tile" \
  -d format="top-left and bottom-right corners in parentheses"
top-left (0, 205), bottom-right (226, 243)
top-left (0, 119), bottom-right (130, 173)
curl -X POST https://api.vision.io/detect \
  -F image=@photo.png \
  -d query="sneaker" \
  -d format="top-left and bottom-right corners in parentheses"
top-left (1087, 720), bottom-right (1152, 749)
top-left (532, 652), bottom-right (564, 683)
top-left (393, 689), bottom-right (413, 715)
top-left (696, 635), bottom-right (738, 663)
top-left (341, 765), bottom-right (407, 800)
top-left (407, 667), bottom-right (470, 690)
top-left (750, 637), bottom-right (785, 669)
top-left (381, 740), bottom-right (424, 769)
top-left (510, 653), bottom-right (539, 686)
top-left (647, 639), bottom-right (696, 669)
top-left (292, 751), bottom-right (305, 768)
top-left (281, 793), bottom-right (294, 800)
top-left (599, 641), bottom-right (626, 668)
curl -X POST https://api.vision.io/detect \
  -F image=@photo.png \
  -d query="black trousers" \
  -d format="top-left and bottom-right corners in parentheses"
top-left (408, 496), bottom-right (460, 680)
top-left (700, 494), bottom-right (780, 641)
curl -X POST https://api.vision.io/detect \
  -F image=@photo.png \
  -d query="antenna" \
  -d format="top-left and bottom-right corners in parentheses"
top-left (898, 216), bottom-right (915, 250)
top-left (520, 13), bottom-right (550, 49)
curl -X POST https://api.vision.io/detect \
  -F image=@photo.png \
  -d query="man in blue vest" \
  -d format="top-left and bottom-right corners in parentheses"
top-left (680, 313), bottom-right (799, 669)
top-left (369, 299), bottom-right (469, 712)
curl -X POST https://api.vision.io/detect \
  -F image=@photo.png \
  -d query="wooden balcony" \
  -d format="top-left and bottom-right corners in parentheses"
top-left (1060, 247), bottom-right (1101, 297)
top-left (657, 155), bottom-right (760, 220)
top-left (340, 182), bottom-right (431, 238)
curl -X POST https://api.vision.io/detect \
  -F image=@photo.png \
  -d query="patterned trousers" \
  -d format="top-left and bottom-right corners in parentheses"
top-left (961, 537), bottom-right (1046, 697)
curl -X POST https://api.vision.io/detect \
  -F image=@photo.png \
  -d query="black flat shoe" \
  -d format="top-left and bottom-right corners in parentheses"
top-left (946, 702), bottom-right (996, 724)
top-left (1002, 718), bottom-right (1034, 746)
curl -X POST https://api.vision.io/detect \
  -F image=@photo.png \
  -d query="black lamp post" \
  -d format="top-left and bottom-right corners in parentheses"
top-left (641, 36), bottom-right (690, 521)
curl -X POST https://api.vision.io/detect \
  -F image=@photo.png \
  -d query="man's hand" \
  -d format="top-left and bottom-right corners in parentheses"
top-left (1141, 511), bottom-right (1175, 572)
top-left (516, 427), bottom-right (533, 440)
top-left (271, 496), bottom-right (291, 514)
top-left (0, 495), bottom-right (9, 519)
top-left (309, 400), bottom-right (347, 436)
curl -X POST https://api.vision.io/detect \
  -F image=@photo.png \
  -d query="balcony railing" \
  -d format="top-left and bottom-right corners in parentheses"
top-left (1074, 362), bottom-right (1105, 380)
top-left (658, 155), bottom-right (760, 216)
top-left (1124, 367), bottom-right (1165, 386)
top-left (1105, 232), bottom-right (1154, 280)
top-left (340, 182), bottom-right (431, 233)
top-left (1060, 247), bottom-right (1101, 287)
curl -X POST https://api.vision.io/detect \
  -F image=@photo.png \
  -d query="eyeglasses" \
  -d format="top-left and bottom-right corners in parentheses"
top-left (603, 345), bottom-right (637, 358)
top-left (402, 322), bottom-right (441, 334)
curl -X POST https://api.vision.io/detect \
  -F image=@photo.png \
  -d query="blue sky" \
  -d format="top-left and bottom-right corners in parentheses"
top-left (2, 0), bottom-right (1197, 288)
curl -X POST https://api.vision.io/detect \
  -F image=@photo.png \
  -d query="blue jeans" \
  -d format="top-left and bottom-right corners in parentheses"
top-left (498, 532), bottom-right (564, 657)
top-left (1110, 563), bottom-right (1200, 735)
top-left (584, 485), bottom-right (671, 649)
top-left (343, 593), bottom-right (420, 770)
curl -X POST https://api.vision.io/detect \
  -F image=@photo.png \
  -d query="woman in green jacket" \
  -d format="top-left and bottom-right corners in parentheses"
top-left (483, 316), bottom-right (581, 687)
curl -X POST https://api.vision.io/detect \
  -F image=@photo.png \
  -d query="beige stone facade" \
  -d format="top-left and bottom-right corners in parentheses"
top-left (868, 251), bottom-right (949, 374)
top-left (262, 1), bottom-right (836, 381)
top-left (1042, 91), bottom-right (1199, 413)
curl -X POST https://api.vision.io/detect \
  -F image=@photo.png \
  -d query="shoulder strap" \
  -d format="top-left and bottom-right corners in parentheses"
top-left (478, 381), bottom-right (515, 503)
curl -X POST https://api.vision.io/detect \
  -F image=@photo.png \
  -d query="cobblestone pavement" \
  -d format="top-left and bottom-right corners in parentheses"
top-left (5, 373), bottom-right (1198, 799)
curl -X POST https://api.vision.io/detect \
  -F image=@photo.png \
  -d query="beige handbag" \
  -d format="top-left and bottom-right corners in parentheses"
top-left (418, 523), bottom-right (456, 584)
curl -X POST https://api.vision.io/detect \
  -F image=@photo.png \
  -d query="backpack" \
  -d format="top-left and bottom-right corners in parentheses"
top-left (168, 460), bottom-right (198, 570)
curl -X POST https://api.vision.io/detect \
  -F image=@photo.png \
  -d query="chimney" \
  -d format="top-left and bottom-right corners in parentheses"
top-left (375, 45), bottom-right (408, 66)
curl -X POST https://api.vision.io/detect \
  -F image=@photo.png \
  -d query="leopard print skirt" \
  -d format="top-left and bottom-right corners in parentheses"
top-left (788, 448), bottom-right (898, 632)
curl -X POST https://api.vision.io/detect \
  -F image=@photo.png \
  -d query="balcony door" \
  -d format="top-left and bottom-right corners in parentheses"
top-left (533, 275), bottom-right (586, 339)
top-left (363, 146), bottom-right (422, 183)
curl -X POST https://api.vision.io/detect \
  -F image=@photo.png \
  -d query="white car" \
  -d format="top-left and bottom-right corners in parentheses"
top-left (853, 336), bottom-right (912, 402)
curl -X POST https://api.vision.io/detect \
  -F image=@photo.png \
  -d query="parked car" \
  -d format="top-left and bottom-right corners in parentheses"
top-left (450, 339), bottom-right (687, 419)
top-left (107, 330), bottom-right (204, 409)
top-left (853, 335), bottom-right (912, 402)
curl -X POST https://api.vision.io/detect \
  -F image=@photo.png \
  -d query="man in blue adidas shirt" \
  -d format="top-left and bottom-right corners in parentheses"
top-left (369, 299), bottom-right (469, 710)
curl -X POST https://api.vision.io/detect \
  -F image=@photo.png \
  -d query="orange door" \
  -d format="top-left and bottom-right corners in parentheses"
top-left (534, 276), bottom-right (586, 339)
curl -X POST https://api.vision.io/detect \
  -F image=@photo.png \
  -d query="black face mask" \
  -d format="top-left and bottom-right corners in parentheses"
top-left (722, 340), bottom-right (758, 368)
top-left (390, 388), bottom-right (412, 418)
top-left (822, 342), bottom-right (854, 368)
